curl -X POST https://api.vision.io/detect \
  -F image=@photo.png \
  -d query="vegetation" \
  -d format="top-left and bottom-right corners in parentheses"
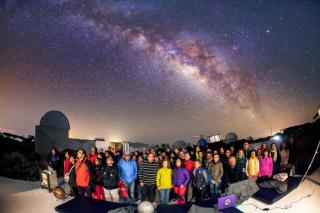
top-left (0, 133), bottom-right (43, 181)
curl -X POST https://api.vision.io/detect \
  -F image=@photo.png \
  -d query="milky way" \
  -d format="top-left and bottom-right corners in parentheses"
top-left (65, 1), bottom-right (260, 112)
top-left (0, 0), bottom-right (319, 143)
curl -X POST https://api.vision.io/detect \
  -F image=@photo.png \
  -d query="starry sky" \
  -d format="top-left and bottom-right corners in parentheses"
top-left (0, 0), bottom-right (319, 144)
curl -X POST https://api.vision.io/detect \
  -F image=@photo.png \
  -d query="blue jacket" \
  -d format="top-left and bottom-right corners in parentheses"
top-left (198, 138), bottom-right (207, 148)
top-left (118, 158), bottom-right (137, 183)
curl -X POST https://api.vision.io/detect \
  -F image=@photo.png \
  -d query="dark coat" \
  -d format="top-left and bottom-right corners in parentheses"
top-left (192, 167), bottom-right (207, 189)
top-left (46, 153), bottom-right (61, 171)
top-left (94, 165), bottom-right (103, 185)
top-left (68, 163), bottom-right (77, 187)
top-left (101, 165), bottom-right (119, 190)
top-left (225, 164), bottom-right (245, 184)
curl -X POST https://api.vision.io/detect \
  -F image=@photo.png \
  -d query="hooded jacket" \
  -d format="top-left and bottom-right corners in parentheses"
top-left (118, 158), bottom-right (137, 183)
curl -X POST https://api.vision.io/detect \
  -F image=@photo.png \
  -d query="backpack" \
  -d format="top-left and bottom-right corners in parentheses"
top-left (200, 168), bottom-right (212, 185)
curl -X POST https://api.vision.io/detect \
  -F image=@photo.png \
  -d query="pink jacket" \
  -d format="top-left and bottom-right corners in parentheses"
top-left (259, 156), bottom-right (273, 177)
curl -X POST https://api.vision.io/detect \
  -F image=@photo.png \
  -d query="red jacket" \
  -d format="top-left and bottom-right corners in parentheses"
top-left (64, 158), bottom-right (70, 175)
top-left (184, 160), bottom-right (195, 174)
top-left (88, 153), bottom-right (98, 165)
top-left (75, 159), bottom-right (94, 187)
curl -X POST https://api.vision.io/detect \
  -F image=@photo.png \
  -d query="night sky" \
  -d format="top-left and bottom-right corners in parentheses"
top-left (1, 0), bottom-right (319, 144)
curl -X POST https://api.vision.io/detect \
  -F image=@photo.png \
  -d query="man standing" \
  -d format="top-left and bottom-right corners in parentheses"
top-left (138, 153), bottom-right (159, 203)
top-left (243, 141), bottom-right (251, 160)
top-left (287, 137), bottom-right (297, 175)
top-left (183, 152), bottom-right (195, 201)
top-left (192, 160), bottom-right (207, 203)
top-left (225, 156), bottom-right (245, 184)
top-left (207, 153), bottom-right (224, 198)
top-left (118, 151), bottom-right (137, 203)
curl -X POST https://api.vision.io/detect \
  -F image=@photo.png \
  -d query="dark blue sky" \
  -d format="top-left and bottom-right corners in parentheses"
top-left (1, 0), bottom-right (319, 143)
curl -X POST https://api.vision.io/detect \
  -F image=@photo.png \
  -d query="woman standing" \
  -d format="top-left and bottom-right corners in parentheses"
top-left (246, 150), bottom-right (259, 179)
top-left (75, 148), bottom-right (95, 198)
top-left (67, 154), bottom-right (78, 196)
top-left (280, 142), bottom-right (290, 172)
top-left (207, 153), bottom-right (223, 198)
top-left (259, 150), bottom-right (273, 182)
top-left (63, 150), bottom-right (71, 177)
top-left (101, 157), bottom-right (119, 202)
top-left (173, 159), bottom-right (190, 204)
top-left (260, 143), bottom-right (268, 154)
top-left (88, 146), bottom-right (98, 165)
top-left (156, 160), bottom-right (173, 204)
top-left (92, 158), bottom-right (105, 200)
top-left (46, 147), bottom-right (61, 177)
top-left (270, 143), bottom-right (281, 174)
top-left (236, 149), bottom-right (247, 179)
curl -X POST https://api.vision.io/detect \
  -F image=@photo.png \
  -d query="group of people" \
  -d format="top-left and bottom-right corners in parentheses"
top-left (46, 135), bottom-right (297, 205)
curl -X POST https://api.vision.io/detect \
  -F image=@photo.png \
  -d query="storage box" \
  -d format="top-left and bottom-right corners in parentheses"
top-left (40, 169), bottom-right (58, 192)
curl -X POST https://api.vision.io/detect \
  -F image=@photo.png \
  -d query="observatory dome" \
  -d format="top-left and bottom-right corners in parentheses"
top-left (40, 111), bottom-right (70, 130)
top-left (225, 132), bottom-right (238, 143)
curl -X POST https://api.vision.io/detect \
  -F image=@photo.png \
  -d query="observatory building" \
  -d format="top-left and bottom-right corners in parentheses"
top-left (224, 132), bottom-right (238, 144)
top-left (35, 111), bottom-right (97, 156)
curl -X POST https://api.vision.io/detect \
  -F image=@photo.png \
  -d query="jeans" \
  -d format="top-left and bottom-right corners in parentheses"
top-left (135, 184), bottom-right (142, 201)
top-left (141, 184), bottom-right (155, 202)
top-left (124, 181), bottom-right (135, 203)
top-left (159, 189), bottom-right (171, 204)
top-left (210, 181), bottom-right (221, 198)
top-left (186, 182), bottom-right (193, 201)
top-left (77, 186), bottom-right (91, 198)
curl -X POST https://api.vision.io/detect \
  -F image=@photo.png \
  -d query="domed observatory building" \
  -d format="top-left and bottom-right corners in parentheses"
top-left (35, 111), bottom-right (96, 156)
top-left (224, 132), bottom-right (238, 144)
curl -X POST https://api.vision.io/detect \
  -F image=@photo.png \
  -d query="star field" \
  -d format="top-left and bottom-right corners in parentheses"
top-left (0, 0), bottom-right (319, 143)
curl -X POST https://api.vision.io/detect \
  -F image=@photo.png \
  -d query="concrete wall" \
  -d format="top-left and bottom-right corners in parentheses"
top-left (35, 125), bottom-right (69, 156)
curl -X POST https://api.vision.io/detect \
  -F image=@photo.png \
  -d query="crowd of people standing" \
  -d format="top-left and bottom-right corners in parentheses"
top-left (46, 135), bottom-right (297, 205)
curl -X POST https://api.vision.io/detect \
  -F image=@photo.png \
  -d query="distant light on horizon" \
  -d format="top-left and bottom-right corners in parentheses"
top-left (271, 135), bottom-right (282, 142)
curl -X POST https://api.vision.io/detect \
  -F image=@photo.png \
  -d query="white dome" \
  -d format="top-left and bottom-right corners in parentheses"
top-left (225, 132), bottom-right (238, 143)
top-left (40, 111), bottom-right (70, 130)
